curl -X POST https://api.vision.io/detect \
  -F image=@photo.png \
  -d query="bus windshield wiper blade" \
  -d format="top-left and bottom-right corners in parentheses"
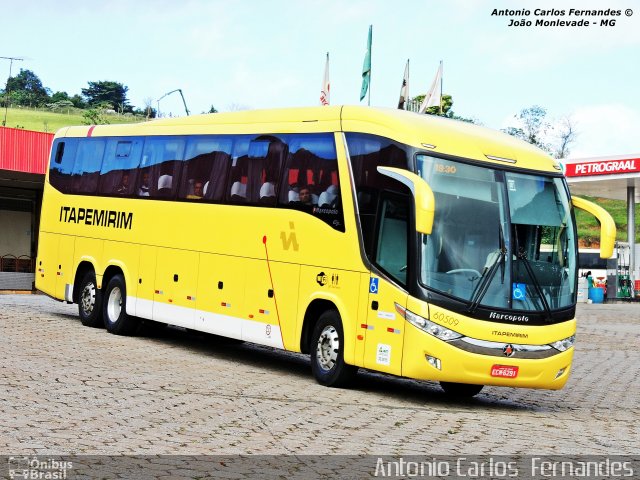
top-left (468, 248), bottom-right (504, 314)
top-left (517, 251), bottom-right (552, 322)
top-left (468, 225), bottom-right (506, 314)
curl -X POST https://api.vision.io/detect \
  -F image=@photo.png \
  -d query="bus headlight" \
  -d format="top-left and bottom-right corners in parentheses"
top-left (550, 335), bottom-right (575, 352)
top-left (397, 305), bottom-right (463, 341)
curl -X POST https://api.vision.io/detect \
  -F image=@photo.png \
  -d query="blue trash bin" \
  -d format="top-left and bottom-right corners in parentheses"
top-left (588, 287), bottom-right (605, 303)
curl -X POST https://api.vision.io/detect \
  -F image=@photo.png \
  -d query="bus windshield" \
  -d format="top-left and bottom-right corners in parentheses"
top-left (417, 155), bottom-right (577, 313)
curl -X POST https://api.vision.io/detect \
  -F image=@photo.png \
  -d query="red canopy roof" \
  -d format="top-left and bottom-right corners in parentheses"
top-left (0, 126), bottom-right (54, 175)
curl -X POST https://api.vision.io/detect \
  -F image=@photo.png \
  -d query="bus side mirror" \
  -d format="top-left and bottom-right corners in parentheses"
top-left (571, 196), bottom-right (616, 259)
top-left (377, 167), bottom-right (435, 234)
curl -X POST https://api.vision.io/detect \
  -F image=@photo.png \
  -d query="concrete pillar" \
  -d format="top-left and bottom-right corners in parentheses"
top-left (628, 185), bottom-right (636, 277)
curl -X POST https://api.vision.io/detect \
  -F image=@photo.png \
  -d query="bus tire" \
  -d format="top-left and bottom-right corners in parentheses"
top-left (440, 382), bottom-right (483, 398)
top-left (78, 271), bottom-right (103, 328)
top-left (310, 309), bottom-right (357, 387)
top-left (103, 274), bottom-right (138, 336)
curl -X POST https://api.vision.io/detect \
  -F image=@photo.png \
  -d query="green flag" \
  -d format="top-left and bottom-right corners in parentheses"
top-left (360, 25), bottom-right (372, 102)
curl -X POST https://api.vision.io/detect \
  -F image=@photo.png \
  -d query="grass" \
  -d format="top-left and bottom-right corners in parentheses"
top-left (574, 196), bottom-right (639, 246)
top-left (1, 106), bottom-right (145, 133)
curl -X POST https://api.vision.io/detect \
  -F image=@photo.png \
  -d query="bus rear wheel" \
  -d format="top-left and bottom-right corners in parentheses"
top-left (310, 310), bottom-right (357, 387)
top-left (103, 274), bottom-right (138, 336)
top-left (78, 271), bottom-right (103, 328)
top-left (440, 382), bottom-right (483, 398)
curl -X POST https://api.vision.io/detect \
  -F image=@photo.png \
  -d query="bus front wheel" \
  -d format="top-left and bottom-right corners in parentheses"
top-left (440, 381), bottom-right (483, 398)
top-left (78, 271), bottom-right (103, 328)
top-left (103, 274), bottom-right (138, 336)
top-left (310, 310), bottom-right (357, 387)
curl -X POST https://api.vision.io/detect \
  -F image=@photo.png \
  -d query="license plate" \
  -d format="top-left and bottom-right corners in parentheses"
top-left (491, 365), bottom-right (519, 378)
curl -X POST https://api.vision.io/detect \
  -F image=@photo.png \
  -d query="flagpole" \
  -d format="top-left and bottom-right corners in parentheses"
top-left (407, 59), bottom-right (410, 110)
top-left (439, 60), bottom-right (443, 115)
top-left (368, 27), bottom-right (372, 107)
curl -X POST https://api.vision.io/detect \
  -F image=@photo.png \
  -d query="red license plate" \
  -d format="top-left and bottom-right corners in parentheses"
top-left (491, 365), bottom-right (519, 378)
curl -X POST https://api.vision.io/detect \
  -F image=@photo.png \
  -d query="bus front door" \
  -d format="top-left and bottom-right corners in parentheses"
top-left (363, 275), bottom-right (407, 376)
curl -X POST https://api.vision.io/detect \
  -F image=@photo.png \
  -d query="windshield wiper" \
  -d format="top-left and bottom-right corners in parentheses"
top-left (517, 249), bottom-right (552, 322)
top-left (468, 225), bottom-right (506, 314)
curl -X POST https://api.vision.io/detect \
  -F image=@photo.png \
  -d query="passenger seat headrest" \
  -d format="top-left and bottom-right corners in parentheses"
top-left (230, 181), bottom-right (247, 198)
top-left (158, 174), bottom-right (172, 190)
top-left (260, 182), bottom-right (276, 198)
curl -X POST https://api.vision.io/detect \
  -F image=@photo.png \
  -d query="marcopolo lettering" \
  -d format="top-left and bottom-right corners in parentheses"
top-left (489, 311), bottom-right (530, 323)
top-left (59, 206), bottom-right (133, 230)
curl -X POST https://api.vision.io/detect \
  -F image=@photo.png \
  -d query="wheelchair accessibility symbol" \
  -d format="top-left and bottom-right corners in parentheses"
top-left (512, 283), bottom-right (526, 301)
top-left (369, 277), bottom-right (379, 294)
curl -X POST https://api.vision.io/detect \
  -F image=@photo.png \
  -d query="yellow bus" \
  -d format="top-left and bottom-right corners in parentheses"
top-left (36, 106), bottom-right (615, 397)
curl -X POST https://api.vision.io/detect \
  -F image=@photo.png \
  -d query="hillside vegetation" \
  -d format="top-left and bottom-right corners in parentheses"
top-left (574, 196), bottom-right (639, 246)
top-left (2, 106), bottom-right (145, 133)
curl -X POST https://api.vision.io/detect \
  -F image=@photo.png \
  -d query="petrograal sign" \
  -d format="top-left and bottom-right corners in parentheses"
top-left (565, 158), bottom-right (640, 177)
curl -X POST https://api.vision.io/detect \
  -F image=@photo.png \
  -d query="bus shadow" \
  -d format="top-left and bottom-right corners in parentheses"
top-left (52, 312), bottom-right (560, 412)
top-left (142, 325), bottom-right (550, 412)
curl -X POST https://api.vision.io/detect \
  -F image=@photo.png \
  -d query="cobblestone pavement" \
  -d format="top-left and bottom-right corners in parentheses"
top-left (0, 294), bottom-right (638, 456)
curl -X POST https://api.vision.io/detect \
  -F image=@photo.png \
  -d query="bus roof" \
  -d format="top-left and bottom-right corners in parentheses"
top-left (58, 106), bottom-right (558, 173)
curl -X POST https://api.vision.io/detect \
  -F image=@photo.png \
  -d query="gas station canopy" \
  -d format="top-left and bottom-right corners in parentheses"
top-left (564, 153), bottom-right (639, 280)
top-left (564, 154), bottom-right (640, 202)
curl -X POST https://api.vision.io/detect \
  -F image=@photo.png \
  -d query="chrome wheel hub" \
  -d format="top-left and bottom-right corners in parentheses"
top-left (81, 282), bottom-right (95, 316)
top-left (107, 287), bottom-right (122, 323)
top-left (316, 325), bottom-right (339, 372)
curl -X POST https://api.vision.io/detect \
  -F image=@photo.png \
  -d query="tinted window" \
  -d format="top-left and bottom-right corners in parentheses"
top-left (227, 136), bottom-right (250, 203)
top-left (71, 139), bottom-right (106, 194)
top-left (179, 136), bottom-right (233, 201)
top-left (137, 137), bottom-right (186, 199)
top-left (226, 135), bottom-right (287, 205)
top-left (282, 133), bottom-right (344, 231)
top-left (49, 138), bottom-right (79, 193)
top-left (251, 136), bottom-right (287, 206)
top-left (376, 196), bottom-right (409, 285)
top-left (346, 133), bottom-right (411, 255)
top-left (99, 138), bottom-right (144, 195)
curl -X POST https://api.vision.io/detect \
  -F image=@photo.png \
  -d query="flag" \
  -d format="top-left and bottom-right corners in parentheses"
top-left (419, 61), bottom-right (443, 114)
top-left (398, 59), bottom-right (409, 109)
top-left (320, 52), bottom-right (330, 106)
top-left (360, 25), bottom-right (372, 102)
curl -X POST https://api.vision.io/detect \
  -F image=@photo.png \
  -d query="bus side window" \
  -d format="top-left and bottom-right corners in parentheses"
top-left (375, 196), bottom-right (409, 285)
top-left (228, 135), bottom-right (286, 206)
top-left (98, 138), bottom-right (143, 195)
top-left (49, 138), bottom-right (79, 193)
top-left (139, 137), bottom-right (185, 199)
top-left (71, 139), bottom-right (106, 194)
top-left (283, 133), bottom-right (344, 232)
top-left (180, 136), bottom-right (232, 201)
top-left (345, 133), bottom-right (410, 257)
top-left (227, 137), bottom-right (250, 203)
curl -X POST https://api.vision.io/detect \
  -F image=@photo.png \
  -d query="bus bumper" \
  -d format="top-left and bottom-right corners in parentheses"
top-left (401, 327), bottom-right (574, 390)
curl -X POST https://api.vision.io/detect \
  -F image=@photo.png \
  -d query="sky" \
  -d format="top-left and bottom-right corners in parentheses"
top-left (2, 0), bottom-right (639, 158)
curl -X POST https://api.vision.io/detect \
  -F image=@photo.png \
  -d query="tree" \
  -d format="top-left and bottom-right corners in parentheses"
top-left (50, 91), bottom-right (70, 103)
top-left (207, 105), bottom-right (218, 114)
top-left (141, 97), bottom-right (156, 119)
top-left (412, 93), bottom-right (453, 116)
top-left (81, 81), bottom-right (132, 113)
top-left (70, 94), bottom-right (87, 109)
top-left (47, 100), bottom-right (74, 112)
top-left (553, 116), bottom-right (577, 159)
top-left (4, 69), bottom-right (50, 107)
top-left (82, 107), bottom-right (110, 125)
top-left (411, 93), bottom-right (478, 123)
top-left (503, 105), bottom-right (551, 153)
top-left (504, 106), bottom-right (577, 158)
